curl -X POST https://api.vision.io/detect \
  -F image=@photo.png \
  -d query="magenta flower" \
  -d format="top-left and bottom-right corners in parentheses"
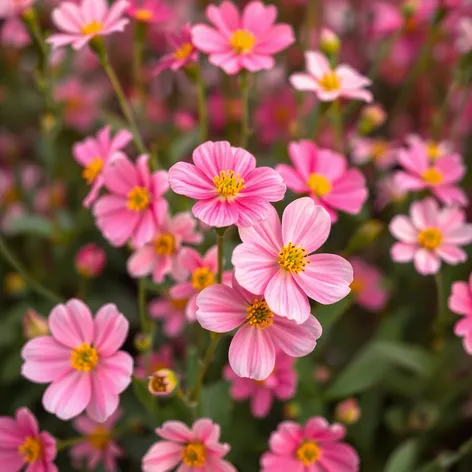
top-left (290, 51), bottom-right (373, 103)
top-left (389, 198), bottom-right (472, 275)
top-left (93, 154), bottom-right (169, 248)
top-left (191, 0), bottom-right (295, 75)
top-left (126, 0), bottom-right (172, 24)
top-left (276, 141), bottom-right (368, 222)
top-left (134, 345), bottom-right (174, 379)
top-left (261, 417), bottom-right (359, 471)
top-left (149, 295), bottom-right (189, 338)
top-left (142, 419), bottom-right (236, 472)
top-left (0, 407), bottom-right (57, 472)
top-left (70, 410), bottom-right (123, 472)
top-left (169, 141), bottom-right (286, 228)
top-left (449, 273), bottom-right (472, 354)
top-left (75, 243), bottom-right (106, 278)
top-left (21, 299), bottom-right (133, 422)
top-left (47, 0), bottom-right (130, 51)
top-left (73, 126), bottom-right (132, 207)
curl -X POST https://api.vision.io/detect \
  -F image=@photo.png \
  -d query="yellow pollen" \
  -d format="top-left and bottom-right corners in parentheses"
top-left (82, 157), bottom-right (103, 184)
top-left (127, 186), bottom-right (151, 211)
top-left (307, 173), bottom-right (332, 197)
top-left (88, 426), bottom-right (111, 450)
top-left (213, 170), bottom-right (245, 199)
top-left (154, 233), bottom-right (175, 255)
top-left (18, 437), bottom-right (42, 464)
top-left (182, 442), bottom-right (206, 467)
top-left (296, 440), bottom-right (322, 465)
top-left (371, 140), bottom-right (387, 160)
top-left (319, 71), bottom-right (341, 91)
top-left (71, 343), bottom-right (99, 372)
top-left (417, 227), bottom-right (442, 250)
top-left (174, 42), bottom-right (193, 61)
top-left (135, 8), bottom-right (153, 21)
top-left (426, 142), bottom-right (441, 161)
top-left (422, 167), bottom-right (444, 185)
top-left (191, 267), bottom-right (215, 291)
top-left (81, 20), bottom-right (103, 36)
top-left (170, 296), bottom-right (188, 310)
top-left (246, 299), bottom-right (274, 329)
top-left (149, 374), bottom-right (168, 393)
top-left (278, 242), bottom-right (310, 274)
top-left (350, 278), bottom-right (365, 294)
top-left (230, 29), bottom-right (256, 54)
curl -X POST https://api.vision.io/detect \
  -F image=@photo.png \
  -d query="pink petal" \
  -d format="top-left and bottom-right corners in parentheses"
top-left (289, 73), bottom-right (318, 92)
top-left (103, 156), bottom-right (137, 196)
top-left (156, 421), bottom-right (193, 443)
top-left (242, 1), bottom-right (276, 35)
top-left (240, 54), bottom-right (275, 72)
top-left (251, 388), bottom-right (273, 418)
top-left (93, 304), bottom-right (129, 357)
top-left (127, 245), bottom-right (156, 278)
top-left (240, 167), bottom-right (286, 201)
top-left (275, 164), bottom-right (307, 193)
top-left (391, 242), bottom-right (416, 262)
top-left (410, 198), bottom-right (439, 229)
top-left (142, 441), bottom-right (183, 472)
top-left (305, 51), bottom-right (331, 79)
top-left (168, 162), bottom-right (215, 199)
top-left (448, 281), bottom-right (472, 316)
top-left (193, 418), bottom-right (220, 443)
top-left (414, 248), bottom-right (441, 275)
top-left (52, 3), bottom-right (82, 33)
top-left (206, 1), bottom-right (240, 35)
top-left (192, 198), bottom-right (239, 227)
top-left (255, 24), bottom-right (295, 54)
top-left (192, 24), bottom-right (228, 53)
top-left (436, 245), bottom-right (467, 265)
top-left (389, 215), bottom-right (418, 243)
top-left (132, 210), bottom-right (157, 248)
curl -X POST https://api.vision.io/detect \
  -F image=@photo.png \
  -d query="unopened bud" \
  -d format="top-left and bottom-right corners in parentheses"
top-left (319, 28), bottom-right (340, 56)
top-left (358, 104), bottom-right (386, 135)
top-left (4, 272), bottom-right (26, 295)
top-left (75, 243), bottom-right (106, 278)
top-left (148, 369), bottom-right (178, 396)
top-left (284, 402), bottom-right (301, 419)
top-left (134, 333), bottom-right (153, 352)
top-left (23, 309), bottom-right (49, 339)
top-left (335, 398), bottom-right (361, 424)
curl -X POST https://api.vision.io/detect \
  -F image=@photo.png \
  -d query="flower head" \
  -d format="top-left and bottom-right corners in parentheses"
top-left (134, 345), bottom-right (174, 379)
top-left (127, 0), bottom-right (172, 24)
top-left (350, 137), bottom-right (396, 170)
top-left (148, 369), bottom-right (178, 396)
top-left (449, 273), bottom-right (472, 355)
top-left (0, 0), bottom-right (35, 19)
top-left (335, 398), bottom-right (361, 424)
top-left (23, 309), bottom-right (49, 339)
top-left (75, 243), bottom-right (106, 278)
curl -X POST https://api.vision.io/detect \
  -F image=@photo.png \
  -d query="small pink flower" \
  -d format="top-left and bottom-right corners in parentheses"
top-left (261, 416), bottom-right (359, 471)
top-left (224, 350), bottom-right (297, 416)
top-left (389, 197), bottom-right (472, 275)
top-left (75, 243), bottom-right (106, 278)
top-left (135, 345), bottom-right (174, 379)
top-left (350, 137), bottom-right (396, 170)
top-left (73, 126), bottom-right (132, 207)
top-left (191, 0), bottom-right (295, 75)
top-left (375, 174), bottom-right (408, 210)
top-left (449, 273), bottom-right (472, 354)
top-left (127, 0), bottom-right (172, 24)
top-left (169, 140), bottom-right (286, 228)
top-left (1, 18), bottom-right (31, 48)
top-left (276, 141), bottom-right (368, 222)
top-left (21, 299), bottom-right (133, 422)
top-left (47, 0), bottom-right (130, 51)
top-left (70, 410), bottom-right (123, 472)
top-left (457, 18), bottom-right (472, 53)
top-left (335, 398), bottom-right (361, 425)
top-left (290, 51), bottom-right (373, 103)
top-left (149, 294), bottom-right (189, 338)
top-left (142, 418), bottom-right (236, 472)
top-left (0, 407), bottom-right (57, 472)
top-left (127, 209), bottom-right (202, 284)
top-left (93, 154), bottom-right (169, 248)
top-left (0, 0), bottom-right (35, 18)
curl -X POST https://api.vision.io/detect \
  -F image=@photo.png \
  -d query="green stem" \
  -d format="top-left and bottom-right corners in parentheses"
top-left (216, 229), bottom-right (225, 284)
top-left (57, 437), bottom-right (86, 452)
top-left (138, 278), bottom-right (148, 332)
top-left (331, 99), bottom-right (344, 152)
top-left (133, 22), bottom-right (146, 102)
top-left (240, 70), bottom-right (250, 148)
top-left (196, 66), bottom-right (208, 143)
top-left (433, 272), bottom-right (447, 349)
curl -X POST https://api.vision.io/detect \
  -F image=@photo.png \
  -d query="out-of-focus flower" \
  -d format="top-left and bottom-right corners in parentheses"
top-left (4, 272), bottom-right (26, 295)
top-left (135, 345), bottom-right (174, 379)
top-left (75, 243), bottom-right (106, 278)
top-left (134, 333), bottom-right (152, 352)
top-left (319, 27), bottom-right (340, 56)
top-left (389, 197), bottom-right (472, 275)
top-left (457, 18), bottom-right (472, 53)
top-left (174, 111), bottom-right (196, 132)
top-left (149, 295), bottom-right (189, 337)
top-left (21, 299), bottom-right (133, 421)
top-left (192, 0), bottom-right (295, 75)
top-left (0, 0), bottom-right (35, 18)
top-left (314, 365), bottom-right (331, 384)
top-left (358, 104), bottom-right (387, 134)
top-left (23, 309), bottom-right (49, 339)
top-left (148, 368), bottom-right (178, 396)
top-left (350, 137), bottom-right (397, 170)
top-left (142, 419), bottom-right (236, 471)
top-left (335, 398), bottom-right (361, 424)
top-left (127, 0), bottom-right (172, 24)
top-left (375, 174), bottom-right (408, 210)
top-left (350, 258), bottom-right (388, 312)
top-left (1, 18), bottom-right (31, 48)
top-left (449, 273), bottom-right (472, 354)
top-left (407, 134), bottom-right (453, 162)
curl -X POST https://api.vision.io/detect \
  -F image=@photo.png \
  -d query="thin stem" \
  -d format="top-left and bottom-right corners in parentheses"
top-left (56, 437), bottom-right (86, 452)
top-left (240, 70), bottom-right (250, 148)
top-left (196, 66), bottom-right (208, 143)
top-left (216, 229), bottom-right (225, 284)
top-left (433, 272), bottom-right (447, 350)
top-left (138, 278), bottom-right (148, 332)
top-left (133, 22), bottom-right (146, 102)
top-left (331, 99), bottom-right (344, 152)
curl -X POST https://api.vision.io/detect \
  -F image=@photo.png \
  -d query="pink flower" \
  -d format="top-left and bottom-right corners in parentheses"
top-left (142, 418), bottom-right (235, 472)
top-left (21, 299), bottom-right (133, 422)
top-left (135, 345), bottom-right (174, 379)
top-left (457, 18), bottom-right (472, 53)
top-left (350, 137), bottom-right (396, 170)
top-left (191, 0), bottom-right (295, 75)
top-left (0, 0), bottom-right (35, 18)
top-left (261, 416), bottom-right (359, 471)
top-left (224, 350), bottom-right (297, 416)
top-left (169, 140), bottom-right (286, 228)
top-left (449, 273), bottom-right (472, 354)
top-left (127, 0), bottom-right (172, 24)
top-left (93, 154), bottom-right (169, 248)
top-left (197, 272), bottom-right (322, 380)
top-left (73, 126), bottom-right (132, 207)
top-left (70, 410), bottom-right (123, 472)
top-left (290, 51), bottom-right (373, 103)
top-left (47, 0), bottom-right (130, 51)
top-left (389, 198), bottom-right (472, 275)
top-left (0, 407), bottom-right (57, 472)
top-left (75, 243), bottom-right (106, 278)
top-left (1, 18), bottom-right (31, 48)
top-left (276, 141), bottom-right (368, 222)
top-left (149, 295), bottom-right (189, 337)
top-left (127, 209), bottom-right (202, 284)
top-left (375, 174), bottom-right (408, 210)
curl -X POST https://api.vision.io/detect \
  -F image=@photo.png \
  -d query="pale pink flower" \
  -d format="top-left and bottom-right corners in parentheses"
top-left (406, 135), bottom-right (453, 162)
top-left (375, 174), bottom-right (408, 210)
top-left (21, 299), bottom-right (133, 422)
top-left (350, 137), bottom-right (396, 170)
top-left (75, 243), bottom-right (106, 278)
top-left (127, 209), bottom-right (202, 284)
top-left (127, 0), bottom-right (172, 24)
top-left (70, 410), bottom-right (123, 472)
top-left (142, 418), bottom-right (236, 472)
top-left (457, 17), bottom-right (472, 53)
top-left (1, 18), bottom-right (31, 48)
top-left (290, 51), bottom-right (373, 103)
top-left (449, 273), bottom-right (472, 354)
top-left (73, 126), bottom-right (132, 207)
top-left (0, 407), bottom-right (57, 472)
top-left (389, 198), bottom-right (472, 275)
top-left (47, 0), bottom-right (130, 51)
top-left (276, 141), bottom-right (368, 222)
top-left (93, 154), bottom-right (169, 248)
top-left (169, 140), bottom-right (286, 228)
top-left (149, 294), bottom-right (189, 337)
top-left (261, 416), bottom-right (359, 471)
top-left (0, 0), bottom-right (35, 18)
top-left (191, 0), bottom-right (295, 75)
top-left (135, 345), bottom-right (174, 379)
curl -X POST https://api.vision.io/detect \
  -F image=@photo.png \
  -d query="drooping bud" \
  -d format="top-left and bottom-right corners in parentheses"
top-left (148, 369), bottom-right (178, 396)
top-left (23, 309), bottom-right (49, 339)
top-left (75, 243), bottom-right (106, 278)
top-left (134, 333), bottom-right (153, 352)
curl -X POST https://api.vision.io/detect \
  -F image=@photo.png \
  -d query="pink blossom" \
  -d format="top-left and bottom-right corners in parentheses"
top-left (191, 0), bottom-right (295, 75)
top-left (142, 418), bottom-right (236, 471)
top-left (0, 407), bottom-right (57, 472)
top-left (70, 410), bottom-right (123, 472)
top-left (375, 174), bottom-right (408, 210)
top-left (1, 18), bottom-right (31, 48)
top-left (47, 0), bottom-right (130, 51)
top-left (389, 198), bottom-right (472, 276)
top-left (21, 299), bottom-right (133, 422)
top-left (73, 126), bottom-right (132, 207)
top-left (449, 273), bottom-right (472, 354)
top-left (290, 51), bottom-right (373, 103)
top-left (0, 0), bottom-right (35, 18)
top-left (350, 137), bottom-right (396, 170)
top-left (261, 416), bottom-right (359, 471)
top-left (149, 294), bottom-right (189, 337)
top-left (276, 141), bottom-right (368, 222)
top-left (127, 0), bottom-right (172, 24)
top-left (135, 345), bottom-right (174, 379)
top-left (93, 154), bottom-right (169, 248)
top-left (75, 243), bottom-right (106, 278)
top-left (169, 140), bottom-right (286, 228)
top-left (457, 18), bottom-right (472, 53)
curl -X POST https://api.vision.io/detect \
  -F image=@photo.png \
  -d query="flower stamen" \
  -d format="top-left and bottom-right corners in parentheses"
top-left (307, 173), bottom-right (332, 197)
top-left (319, 71), bottom-right (341, 91)
top-left (82, 157), bottom-right (103, 184)
top-left (81, 21), bottom-right (103, 36)
top-left (174, 43), bottom-right (193, 61)
top-left (182, 442), bottom-right (206, 467)
top-left (246, 299), bottom-right (274, 329)
top-left (18, 437), bottom-right (42, 464)
top-left (296, 440), bottom-right (321, 466)
top-left (127, 186), bottom-right (151, 211)
top-left (154, 233), bottom-right (175, 255)
top-left (417, 227), bottom-right (442, 250)
top-left (213, 170), bottom-right (245, 199)
top-left (230, 29), bottom-right (256, 54)
top-left (278, 242), bottom-right (310, 274)
top-left (191, 267), bottom-right (215, 291)
top-left (71, 343), bottom-right (99, 372)
top-left (422, 167), bottom-right (444, 185)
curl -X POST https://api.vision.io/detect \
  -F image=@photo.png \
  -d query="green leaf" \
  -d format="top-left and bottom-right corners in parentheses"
top-left (7, 215), bottom-right (53, 238)
top-left (315, 296), bottom-right (353, 333)
top-left (384, 439), bottom-right (419, 472)
top-left (132, 377), bottom-right (157, 417)
top-left (201, 381), bottom-right (232, 430)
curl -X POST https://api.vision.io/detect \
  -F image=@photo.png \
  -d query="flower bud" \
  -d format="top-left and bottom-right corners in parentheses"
top-left (319, 28), bottom-right (340, 56)
top-left (23, 309), bottom-right (49, 339)
top-left (134, 333), bottom-right (153, 352)
top-left (75, 243), bottom-right (106, 278)
top-left (358, 104), bottom-right (386, 135)
top-left (335, 398), bottom-right (361, 424)
top-left (4, 272), bottom-right (26, 296)
top-left (148, 369), bottom-right (178, 396)
top-left (284, 402), bottom-right (301, 419)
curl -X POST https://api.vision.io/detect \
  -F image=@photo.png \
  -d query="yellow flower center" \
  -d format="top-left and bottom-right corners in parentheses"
top-left (182, 442), bottom-right (206, 467)
top-left (213, 170), bottom-right (245, 199)
top-left (422, 167), bottom-right (444, 185)
top-left (127, 186), bottom-right (151, 211)
top-left (319, 71), bottom-right (341, 91)
top-left (82, 157), bottom-right (103, 184)
top-left (246, 299), bottom-right (274, 329)
top-left (174, 42), bottom-right (193, 61)
top-left (191, 267), bottom-right (215, 291)
top-left (307, 173), bottom-right (332, 197)
top-left (417, 227), bottom-right (443, 250)
top-left (170, 297), bottom-right (188, 310)
top-left (81, 20), bottom-right (104, 36)
top-left (296, 440), bottom-right (321, 466)
top-left (135, 8), bottom-right (153, 21)
top-left (88, 426), bottom-right (111, 450)
top-left (350, 278), bottom-right (365, 293)
top-left (371, 140), bottom-right (387, 160)
top-left (278, 242), bottom-right (310, 274)
top-left (230, 29), bottom-right (256, 54)
top-left (426, 142), bottom-right (441, 161)
top-left (71, 343), bottom-right (99, 372)
top-left (18, 437), bottom-right (42, 464)
top-left (154, 233), bottom-right (175, 255)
